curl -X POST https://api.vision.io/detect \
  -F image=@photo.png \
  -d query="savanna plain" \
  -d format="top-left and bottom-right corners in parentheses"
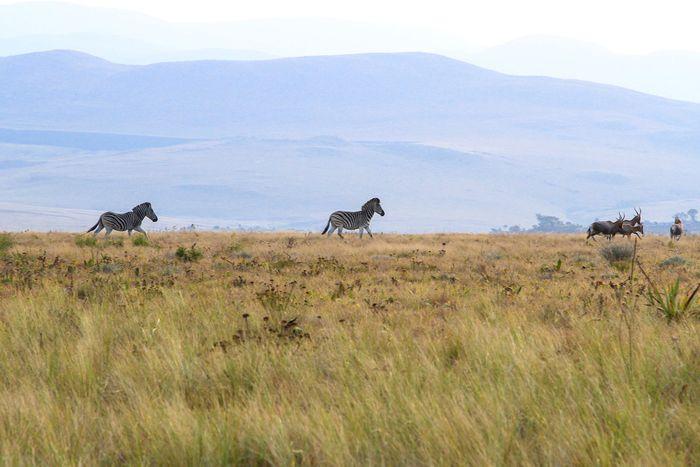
top-left (0, 232), bottom-right (697, 465)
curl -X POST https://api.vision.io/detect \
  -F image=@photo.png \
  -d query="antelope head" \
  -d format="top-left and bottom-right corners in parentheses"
top-left (614, 212), bottom-right (626, 228)
top-left (631, 208), bottom-right (642, 225)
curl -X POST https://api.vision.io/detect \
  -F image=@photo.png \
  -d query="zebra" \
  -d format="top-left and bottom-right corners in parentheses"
top-left (322, 197), bottom-right (385, 238)
top-left (86, 202), bottom-right (158, 238)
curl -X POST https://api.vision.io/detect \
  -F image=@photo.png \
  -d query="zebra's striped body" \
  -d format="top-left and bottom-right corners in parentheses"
top-left (322, 198), bottom-right (385, 238)
top-left (87, 202), bottom-right (158, 238)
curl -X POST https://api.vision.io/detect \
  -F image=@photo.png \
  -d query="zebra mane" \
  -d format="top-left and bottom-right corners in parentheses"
top-left (362, 198), bottom-right (380, 211)
top-left (133, 202), bottom-right (151, 212)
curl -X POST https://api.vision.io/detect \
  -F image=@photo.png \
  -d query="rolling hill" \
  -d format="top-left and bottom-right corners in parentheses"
top-left (1, 50), bottom-right (700, 231)
top-left (2, 50), bottom-right (700, 149)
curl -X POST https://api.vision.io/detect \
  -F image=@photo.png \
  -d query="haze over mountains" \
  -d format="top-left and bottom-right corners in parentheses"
top-left (1, 47), bottom-right (700, 231)
top-left (2, 2), bottom-right (700, 102)
top-left (0, 2), bottom-right (468, 64)
top-left (471, 36), bottom-right (700, 104)
top-left (4, 50), bottom-right (700, 144)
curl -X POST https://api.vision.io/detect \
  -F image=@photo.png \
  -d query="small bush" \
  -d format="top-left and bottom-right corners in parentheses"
top-left (176, 243), bottom-right (203, 262)
top-left (659, 256), bottom-right (687, 268)
top-left (75, 236), bottom-right (97, 248)
top-left (132, 236), bottom-right (149, 247)
top-left (0, 233), bottom-right (13, 254)
top-left (600, 244), bottom-right (634, 264)
top-left (99, 263), bottom-right (122, 274)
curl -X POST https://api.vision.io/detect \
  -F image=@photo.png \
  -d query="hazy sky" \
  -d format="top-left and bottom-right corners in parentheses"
top-left (3, 0), bottom-right (700, 54)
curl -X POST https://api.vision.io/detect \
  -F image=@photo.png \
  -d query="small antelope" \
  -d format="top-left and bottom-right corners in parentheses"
top-left (620, 222), bottom-right (644, 239)
top-left (586, 213), bottom-right (626, 240)
top-left (618, 208), bottom-right (643, 239)
top-left (670, 217), bottom-right (684, 241)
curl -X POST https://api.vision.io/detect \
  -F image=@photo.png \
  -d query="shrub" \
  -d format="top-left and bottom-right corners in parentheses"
top-left (659, 256), bottom-right (687, 268)
top-left (0, 233), bottom-right (13, 254)
top-left (132, 236), bottom-right (149, 247)
top-left (176, 244), bottom-right (203, 262)
top-left (75, 236), bottom-right (97, 248)
top-left (600, 244), bottom-right (634, 264)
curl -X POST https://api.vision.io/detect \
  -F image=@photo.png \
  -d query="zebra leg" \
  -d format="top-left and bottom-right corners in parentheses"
top-left (128, 230), bottom-right (132, 236)
top-left (93, 224), bottom-right (104, 237)
top-left (337, 227), bottom-right (344, 239)
top-left (104, 226), bottom-right (113, 238)
top-left (134, 226), bottom-right (149, 239)
top-left (359, 227), bottom-right (363, 239)
top-left (365, 226), bottom-right (374, 238)
top-left (326, 225), bottom-right (337, 237)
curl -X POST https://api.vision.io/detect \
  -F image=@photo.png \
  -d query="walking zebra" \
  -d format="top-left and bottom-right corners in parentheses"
top-left (86, 202), bottom-right (158, 238)
top-left (322, 197), bottom-right (385, 238)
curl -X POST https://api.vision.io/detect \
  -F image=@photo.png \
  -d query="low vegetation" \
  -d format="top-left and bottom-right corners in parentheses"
top-left (0, 232), bottom-right (697, 464)
top-left (175, 243), bottom-right (203, 262)
top-left (131, 235), bottom-right (150, 247)
top-left (600, 242), bottom-right (635, 264)
top-left (660, 255), bottom-right (687, 268)
top-left (0, 233), bottom-right (13, 255)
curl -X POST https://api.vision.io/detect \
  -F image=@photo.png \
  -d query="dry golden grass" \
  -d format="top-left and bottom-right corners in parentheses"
top-left (0, 231), bottom-right (698, 465)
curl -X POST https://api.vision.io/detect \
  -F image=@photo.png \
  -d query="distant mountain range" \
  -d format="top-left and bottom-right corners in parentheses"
top-left (3, 50), bottom-right (700, 149)
top-left (468, 36), bottom-right (700, 103)
top-left (1, 49), bottom-right (700, 231)
top-left (0, 2), bottom-right (469, 64)
top-left (2, 3), bottom-right (700, 102)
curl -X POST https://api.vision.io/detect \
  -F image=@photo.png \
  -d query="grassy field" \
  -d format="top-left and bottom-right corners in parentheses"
top-left (0, 232), bottom-right (697, 465)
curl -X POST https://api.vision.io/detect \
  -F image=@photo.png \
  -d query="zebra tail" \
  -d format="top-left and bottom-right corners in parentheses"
top-left (321, 218), bottom-right (331, 235)
top-left (86, 220), bottom-right (100, 233)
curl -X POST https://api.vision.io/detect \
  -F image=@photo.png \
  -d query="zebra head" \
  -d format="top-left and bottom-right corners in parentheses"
top-left (363, 197), bottom-right (385, 216)
top-left (134, 202), bottom-right (158, 222)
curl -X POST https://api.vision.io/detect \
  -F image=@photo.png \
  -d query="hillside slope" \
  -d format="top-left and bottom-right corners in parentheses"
top-left (2, 50), bottom-right (700, 154)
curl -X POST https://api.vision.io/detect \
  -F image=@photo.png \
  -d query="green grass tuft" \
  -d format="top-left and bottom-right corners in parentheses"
top-left (175, 243), bottom-right (203, 262)
top-left (132, 235), bottom-right (150, 247)
top-left (0, 233), bottom-right (13, 254)
top-left (74, 236), bottom-right (97, 248)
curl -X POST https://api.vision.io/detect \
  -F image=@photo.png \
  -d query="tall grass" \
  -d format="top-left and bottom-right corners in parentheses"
top-left (0, 232), bottom-right (697, 464)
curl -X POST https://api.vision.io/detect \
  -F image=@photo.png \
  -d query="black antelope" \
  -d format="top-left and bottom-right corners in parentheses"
top-left (586, 213), bottom-right (626, 240)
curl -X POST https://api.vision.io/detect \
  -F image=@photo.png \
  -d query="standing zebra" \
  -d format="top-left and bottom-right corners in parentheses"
top-left (87, 202), bottom-right (158, 238)
top-left (322, 197), bottom-right (385, 238)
